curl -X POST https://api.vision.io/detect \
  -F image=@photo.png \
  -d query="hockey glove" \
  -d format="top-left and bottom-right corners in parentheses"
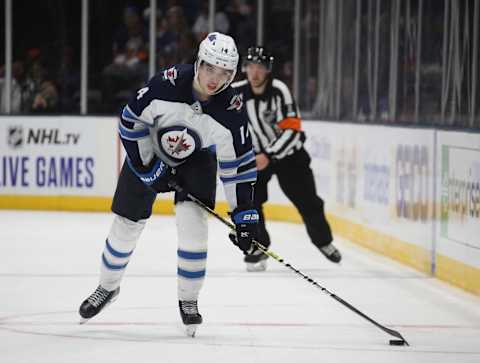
top-left (230, 206), bottom-right (259, 255)
top-left (127, 157), bottom-right (174, 193)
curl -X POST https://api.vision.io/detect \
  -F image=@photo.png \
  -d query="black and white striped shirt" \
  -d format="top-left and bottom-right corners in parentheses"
top-left (231, 78), bottom-right (305, 160)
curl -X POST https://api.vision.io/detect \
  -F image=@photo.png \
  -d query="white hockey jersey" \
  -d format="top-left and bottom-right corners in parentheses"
top-left (118, 64), bottom-right (256, 210)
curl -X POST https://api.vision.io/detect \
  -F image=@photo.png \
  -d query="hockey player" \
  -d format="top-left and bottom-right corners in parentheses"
top-left (231, 46), bottom-right (341, 272)
top-left (78, 32), bottom-right (258, 337)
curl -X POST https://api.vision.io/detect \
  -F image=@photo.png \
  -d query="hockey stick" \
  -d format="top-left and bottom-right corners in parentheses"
top-left (168, 180), bottom-right (409, 346)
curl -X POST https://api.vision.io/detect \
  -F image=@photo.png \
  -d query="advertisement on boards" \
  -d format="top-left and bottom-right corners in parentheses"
top-left (438, 131), bottom-right (480, 267)
top-left (303, 122), bottom-right (435, 252)
top-left (0, 116), bottom-right (118, 196)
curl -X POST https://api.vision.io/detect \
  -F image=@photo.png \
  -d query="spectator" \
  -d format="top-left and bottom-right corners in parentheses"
top-left (28, 60), bottom-right (59, 114)
top-left (166, 5), bottom-right (190, 41)
top-left (0, 60), bottom-right (35, 113)
top-left (102, 5), bottom-right (148, 113)
top-left (225, 0), bottom-right (256, 56)
top-left (176, 31), bottom-right (197, 64)
top-left (56, 47), bottom-right (80, 113)
top-left (164, 5), bottom-right (195, 64)
top-left (146, 9), bottom-right (177, 57)
top-left (192, 1), bottom-right (230, 44)
top-left (112, 5), bottom-right (148, 60)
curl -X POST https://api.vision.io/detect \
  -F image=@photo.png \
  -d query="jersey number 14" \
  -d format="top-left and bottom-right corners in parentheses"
top-left (239, 125), bottom-right (249, 145)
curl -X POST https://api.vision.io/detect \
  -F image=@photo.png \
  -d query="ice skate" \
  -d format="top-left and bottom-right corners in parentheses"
top-left (319, 243), bottom-right (342, 263)
top-left (78, 285), bottom-right (120, 324)
top-left (179, 300), bottom-right (202, 337)
top-left (244, 248), bottom-right (268, 272)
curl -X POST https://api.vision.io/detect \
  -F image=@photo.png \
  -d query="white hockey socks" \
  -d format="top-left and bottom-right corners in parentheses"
top-left (99, 214), bottom-right (146, 291)
top-left (175, 202), bottom-right (208, 301)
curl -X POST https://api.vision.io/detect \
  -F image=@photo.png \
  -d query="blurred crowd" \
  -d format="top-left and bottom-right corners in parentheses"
top-left (0, 47), bottom-right (67, 114)
top-left (1, 0), bottom-right (262, 115)
top-left (1, 0), bottom-right (478, 128)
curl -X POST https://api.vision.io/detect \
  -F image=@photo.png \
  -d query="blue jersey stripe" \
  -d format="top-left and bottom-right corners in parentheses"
top-left (177, 249), bottom-right (207, 260)
top-left (177, 267), bottom-right (206, 279)
top-left (220, 169), bottom-right (257, 184)
top-left (102, 254), bottom-right (129, 270)
top-left (122, 105), bottom-right (149, 124)
top-left (218, 150), bottom-right (255, 170)
top-left (105, 239), bottom-right (133, 258)
top-left (118, 121), bottom-right (150, 140)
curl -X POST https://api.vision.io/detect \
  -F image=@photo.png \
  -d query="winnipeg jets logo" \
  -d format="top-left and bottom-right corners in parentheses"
top-left (160, 128), bottom-right (196, 159)
top-left (167, 129), bottom-right (191, 155)
top-left (163, 66), bottom-right (178, 86)
top-left (227, 94), bottom-right (243, 111)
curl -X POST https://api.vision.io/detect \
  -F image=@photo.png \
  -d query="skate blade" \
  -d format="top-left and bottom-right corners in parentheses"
top-left (79, 317), bottom-right (90, 324)
top-left (246, 260), bottom-right (267, 272)
top-left (184, 324), bottom-right (199, 337)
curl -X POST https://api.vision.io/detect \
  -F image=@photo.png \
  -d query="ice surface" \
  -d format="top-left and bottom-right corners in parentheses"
top-left (1, 210), bottom-right (479, 363)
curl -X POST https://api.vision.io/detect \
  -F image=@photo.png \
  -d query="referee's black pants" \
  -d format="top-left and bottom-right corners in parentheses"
top-left (254, 148), bottom-right (333, 249)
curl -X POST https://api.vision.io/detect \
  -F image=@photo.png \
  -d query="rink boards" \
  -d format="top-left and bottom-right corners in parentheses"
top-left (0, 116), bottom-right (479, 296)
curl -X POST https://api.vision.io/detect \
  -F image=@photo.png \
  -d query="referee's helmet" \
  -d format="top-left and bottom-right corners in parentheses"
top-left (243, 46), bottom-right (274, 72)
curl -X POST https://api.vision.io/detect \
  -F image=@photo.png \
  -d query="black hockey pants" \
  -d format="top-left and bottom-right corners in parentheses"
top-left (112, 150), bottom-right (217, 222)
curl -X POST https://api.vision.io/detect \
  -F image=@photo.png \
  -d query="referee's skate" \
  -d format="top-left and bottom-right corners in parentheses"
top-left (244, 248), bottom-right (269, 271)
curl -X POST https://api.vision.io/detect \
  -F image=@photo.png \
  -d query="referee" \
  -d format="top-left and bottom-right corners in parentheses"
top-left (231, 46), bottom-right (342, 271)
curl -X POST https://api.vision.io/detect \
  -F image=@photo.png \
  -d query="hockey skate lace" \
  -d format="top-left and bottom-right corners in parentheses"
top-left (87, 286), bottom-right (110, 308)
top-left (180, 301), bottom-right (198, 315)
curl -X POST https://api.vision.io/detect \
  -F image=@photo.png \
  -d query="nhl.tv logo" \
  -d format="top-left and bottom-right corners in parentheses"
top-left (6, 125), bottom-right (80, 149)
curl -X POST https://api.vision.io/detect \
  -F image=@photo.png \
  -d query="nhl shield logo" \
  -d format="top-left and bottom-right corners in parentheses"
top-left (8, 126), bottom-right (24, 149)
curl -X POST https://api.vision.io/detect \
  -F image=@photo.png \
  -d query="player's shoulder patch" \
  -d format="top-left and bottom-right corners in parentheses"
top-left (227, 93), bottom-right (243, 111)
top-left (160, 64), bottom-right (194, 87)
top-left (162, 66), bottom-right (178, 86)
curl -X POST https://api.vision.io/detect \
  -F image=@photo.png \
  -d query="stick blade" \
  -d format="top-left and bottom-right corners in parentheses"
top-left (389, 339), bottom-right (409, 346)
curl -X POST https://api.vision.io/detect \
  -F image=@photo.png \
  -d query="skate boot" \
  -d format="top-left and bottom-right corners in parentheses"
top-left (319, 243), bottom-right (342, 263)
top-left (179, 300), bottom-right (202, 337)
top-left (78, 285), bottom-right (120, 324)
top-left (244, 248), bottom-right (268, 272)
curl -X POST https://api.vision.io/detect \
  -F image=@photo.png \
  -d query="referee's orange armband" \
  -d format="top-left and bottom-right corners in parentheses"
top-left (277, 117), bottom-right (302, 131)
